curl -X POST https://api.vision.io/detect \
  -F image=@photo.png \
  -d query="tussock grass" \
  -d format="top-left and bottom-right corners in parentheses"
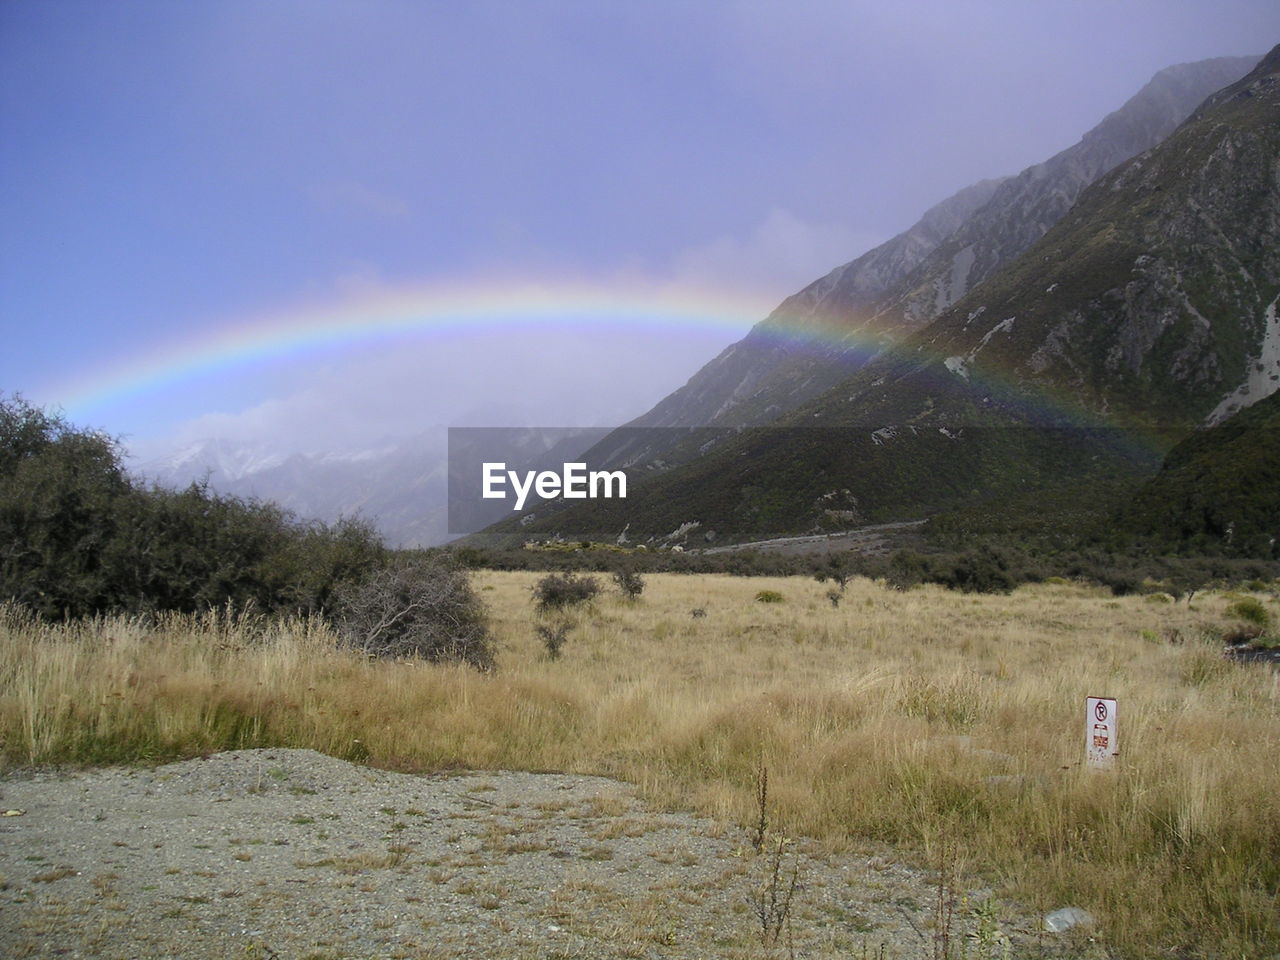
top-left (2, 576), bottom-right (1279, 956)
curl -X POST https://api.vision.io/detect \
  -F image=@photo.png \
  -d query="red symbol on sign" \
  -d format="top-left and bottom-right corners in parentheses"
top-left (1094, 701), bottom-right (1108, 722)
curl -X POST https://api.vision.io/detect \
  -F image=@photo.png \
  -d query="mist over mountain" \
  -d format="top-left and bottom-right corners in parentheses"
top-left (140, 427), bottom-right (608, 548)
top-left (140, 435), bottom-right (449, 547)
top-left (499, 46), bottom-right (1280, 546)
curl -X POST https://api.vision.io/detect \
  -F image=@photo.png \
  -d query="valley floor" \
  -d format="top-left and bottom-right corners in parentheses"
top-left (0, 573), bottom-right (1277, 957)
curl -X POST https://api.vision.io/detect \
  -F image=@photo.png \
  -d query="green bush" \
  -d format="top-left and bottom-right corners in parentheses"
top-left (0, 394), bottom-right (385, 619)
top-left (535, 621), bottom-right (572, 660)
top-left (936, 546), bottom-right (1019, 594)
top-left (1226, 597), bottom-right (1271, 628)
top-left (754, 590), bottom-right (784, 603)
top-left (813, 553), bottom-right (856, 592)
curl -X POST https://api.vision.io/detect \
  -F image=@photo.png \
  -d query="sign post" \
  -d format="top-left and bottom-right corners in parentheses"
top-left (1085, 697), bottom-right (1117, 770)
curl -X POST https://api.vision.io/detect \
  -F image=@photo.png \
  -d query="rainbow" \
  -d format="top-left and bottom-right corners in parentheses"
top-left (46, 276), bottom-right (1170, 461)
top-left (50, 279), bottom-right (818, 418)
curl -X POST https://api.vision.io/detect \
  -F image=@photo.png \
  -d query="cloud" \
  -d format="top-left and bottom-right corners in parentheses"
top-left (669, 208), bottom-right (882, 301)
top-left (157, 317), bottom-right (741, 459)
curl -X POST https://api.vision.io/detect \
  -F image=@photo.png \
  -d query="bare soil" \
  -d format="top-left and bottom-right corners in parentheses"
top-left (0, 749), bottom-right (1080, 959)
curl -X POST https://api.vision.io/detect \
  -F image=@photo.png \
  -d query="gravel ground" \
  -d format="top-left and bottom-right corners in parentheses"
top-left (0, 749), bottom-right (1087, 959)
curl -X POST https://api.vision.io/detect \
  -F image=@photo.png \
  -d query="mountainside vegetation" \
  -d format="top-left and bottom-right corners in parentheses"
top-left (1116, 390), bottom-right (1280, 557)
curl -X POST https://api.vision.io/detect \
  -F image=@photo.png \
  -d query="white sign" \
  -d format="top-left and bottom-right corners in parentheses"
top-left (1085, 697), bottom-right (1117, 769)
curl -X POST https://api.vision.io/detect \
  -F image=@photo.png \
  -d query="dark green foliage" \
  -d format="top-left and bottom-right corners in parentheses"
top-left (333, 554), bottom-right (493, 669)
top-left (935, 545), bottom-right (1022, 594)
top-left (1115, 392), bottom-right (1280, 558)
top-left (531, 572), bottom-right (600, 611)
top-left (882, 550), bottom-right (931, 591)
top-left (813, 553), bottom-right (855, 592)
top-left (0, 394), bottom-right (385, 619)
top-left (612, 567), bottom-right (645, 599)
top-left (876, 546), bottom-right (1030, 594)
top-left (0, 397), bottom-right (131, 617)
top-left (450, 542), bottom-right (856, 578)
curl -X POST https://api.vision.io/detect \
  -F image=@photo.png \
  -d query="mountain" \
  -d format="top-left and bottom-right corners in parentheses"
top-left (139, 436), bottom-right (451, 548)
top-left (1118, 390), bottom-right (1280, 557)
top-left (139, 426), bottom-right (611, 548)
top-left (498, 46), bottom-right (1280, 546)
top-left (590, 55), bottom-right (1259, 472)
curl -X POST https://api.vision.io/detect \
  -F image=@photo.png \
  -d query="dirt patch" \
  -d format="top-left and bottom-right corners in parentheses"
top-left (0, 749), bottom-right (1075, 958)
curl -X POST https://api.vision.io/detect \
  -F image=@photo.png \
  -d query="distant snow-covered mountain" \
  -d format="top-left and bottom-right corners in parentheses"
top-left (135, 425), bottom-right (608, 548)
top-left (137, 434), bottom-right (450, 547)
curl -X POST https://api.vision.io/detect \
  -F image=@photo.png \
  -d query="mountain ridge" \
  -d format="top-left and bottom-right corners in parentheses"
top-left (494, 46), bottom-right (1280, 546)
top-left (588, 54), bottom-right (1260, 473)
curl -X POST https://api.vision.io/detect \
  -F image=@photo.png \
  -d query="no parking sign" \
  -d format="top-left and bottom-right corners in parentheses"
top-left (1086, 696), bottom-right (1117, 769)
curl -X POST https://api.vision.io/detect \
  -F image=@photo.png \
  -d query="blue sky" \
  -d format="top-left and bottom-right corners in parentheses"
top-left (2, 1), bottom-right (1277, 459)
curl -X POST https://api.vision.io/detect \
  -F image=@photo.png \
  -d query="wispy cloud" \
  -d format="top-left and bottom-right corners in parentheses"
top-left (669, 208), bottom-right (882, 300)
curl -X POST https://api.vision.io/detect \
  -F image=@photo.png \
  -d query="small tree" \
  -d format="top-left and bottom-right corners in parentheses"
top-left (612, 567), bottom-right (645, 600)
top-left (535, 620), bottom-right (572, 660)
top-left (334, 554), bottom-right (494, 670)
top-left (814, 553), bottom-right (855, 596)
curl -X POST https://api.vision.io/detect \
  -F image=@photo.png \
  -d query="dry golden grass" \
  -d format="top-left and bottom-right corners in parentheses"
top-left (2, 574), bottom-right (1278, 957)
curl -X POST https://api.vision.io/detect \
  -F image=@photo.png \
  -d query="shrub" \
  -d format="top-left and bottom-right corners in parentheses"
top-left (938, 546), bottom-right (1018, 594)
top-left (1105, 573), bottom-right (1140, 597)
top-left (813, 554), bottom-right (856, 593)
top-left (754, 590), bottom-right (784, 604)
top-left (531, 572), bottom-right (600, 611)
top-left (0, 395), bottom-right (130, 617)
top-left (883, 550), bottom-right (929, 591)
top-left (0, 394), bottom-right (386, 620)
top-left (612, 567), bottom-right (645, 600)
top-left (334, 555), bottom-right (494, 669)
top-left (611, 570), bottom-right (645, 601)
top-left (534, 621), bottom-right (572, 660)
top-left (1226, 597), bottom-right (1270, 628)
top-left (690, 607), bottom-right (707, 619)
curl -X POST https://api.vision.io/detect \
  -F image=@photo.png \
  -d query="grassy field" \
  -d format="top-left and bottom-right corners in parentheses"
top-left (2, 573), bottom-right (1278, 957)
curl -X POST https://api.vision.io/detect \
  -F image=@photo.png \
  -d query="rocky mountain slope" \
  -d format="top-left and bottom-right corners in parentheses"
top-left (503, 46), bottom-right (1280, 545)
top-left (591, 55), bottom-right (1259, 472)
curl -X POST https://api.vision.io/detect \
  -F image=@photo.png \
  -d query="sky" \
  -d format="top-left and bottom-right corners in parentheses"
top-left (2, 0), bottom-right (1278, 462)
